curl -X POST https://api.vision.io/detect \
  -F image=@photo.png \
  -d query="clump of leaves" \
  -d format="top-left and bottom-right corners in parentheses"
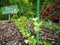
top-left (14, 16), bottom-right (38, 45)
top-left (41, 20), bottom-right (60, 31)
top-left (14, 16), bottom-right (60, 45)
top-left (41, 0), bottom-right (55, 10)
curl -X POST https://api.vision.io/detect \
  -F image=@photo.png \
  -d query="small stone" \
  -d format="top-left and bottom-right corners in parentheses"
top-left (24, 39), bottom-right (29, 44)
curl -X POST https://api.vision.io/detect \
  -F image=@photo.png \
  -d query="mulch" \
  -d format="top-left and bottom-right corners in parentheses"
top-left (0, 21), bottom-right (27, 45)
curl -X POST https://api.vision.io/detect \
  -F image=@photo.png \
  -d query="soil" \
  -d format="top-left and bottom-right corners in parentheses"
top-left (0, 21), bottom-right (27, 45)
top-left (40, 28), bottom-right (60, 45)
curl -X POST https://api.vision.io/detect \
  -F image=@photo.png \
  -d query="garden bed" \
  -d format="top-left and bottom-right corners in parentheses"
top-left (0, 21), bottom-right (28, 45)
top-left (40, 27), bottom-right (60, 45)
top-left (0, 20), bottom-right (60, 45)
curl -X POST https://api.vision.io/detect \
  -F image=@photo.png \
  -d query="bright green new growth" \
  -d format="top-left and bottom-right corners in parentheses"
top-left (12, 16), bottom-right (60, 45)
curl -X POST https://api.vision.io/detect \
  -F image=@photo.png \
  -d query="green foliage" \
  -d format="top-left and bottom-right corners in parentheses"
top-left (44, 41), bottom-right (52, 45)
top-left (40, 20), bottom-right (60, 31)
top-left (0, 0), bottom-right (55, 20)
top-left (28, 36), bottom-right (37, 45)
top-left (14, 16), bottom-right (55, 45)
top-left (0, 14), bottom-right (8, 20)
top-left (0, 8), bottom-right (8, 20)
top-left (13, 16), bottom-right (42, 45)
top-left (11, 15), bottom-right (18, 19)
top-left (40, 0), bottom-right (54, 10)
top-left (0, 0), bottom-right (60, 45)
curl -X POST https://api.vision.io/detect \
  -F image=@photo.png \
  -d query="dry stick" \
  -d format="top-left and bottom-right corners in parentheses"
top-left (44, 9), bottom-right (60, 20)
top-left (59, 18), bottom-right (60, 25)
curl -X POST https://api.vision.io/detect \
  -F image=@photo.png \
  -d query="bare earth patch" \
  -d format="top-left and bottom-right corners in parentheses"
top-left (0, 21), bottom-right (27, 45)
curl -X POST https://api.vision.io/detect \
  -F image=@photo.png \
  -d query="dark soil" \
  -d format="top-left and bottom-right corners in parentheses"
top-left (40, 28), bottom-right (60, 45)
top-left (0, 21), bottom-right (27, 45)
